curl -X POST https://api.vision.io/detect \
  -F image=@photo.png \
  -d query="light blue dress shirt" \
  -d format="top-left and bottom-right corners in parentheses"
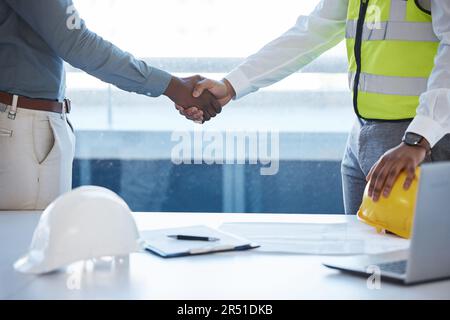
top-left (0, 0), bottom-right (172, 101)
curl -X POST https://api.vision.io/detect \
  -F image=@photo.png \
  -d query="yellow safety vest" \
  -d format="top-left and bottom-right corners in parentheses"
top-left (346, 0), bottom-right (439, 120)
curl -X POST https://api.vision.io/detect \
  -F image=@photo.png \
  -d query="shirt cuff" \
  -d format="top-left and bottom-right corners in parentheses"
top-left (142, 67), bottom-right (172, 97)
top-left (407, 115), bottom-right (447, 148)
top-left (225, 68), bottom-right (255, 100)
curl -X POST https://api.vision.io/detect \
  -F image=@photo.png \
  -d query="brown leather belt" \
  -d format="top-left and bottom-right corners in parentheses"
top-left (0, 91), bottom-right (71, 115)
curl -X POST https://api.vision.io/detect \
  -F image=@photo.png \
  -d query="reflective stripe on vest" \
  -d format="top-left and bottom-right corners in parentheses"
top-left (348, 72), bottom-right (429, 96)
top-left (346, 20), bottom-right (438, 42)
top-left (345, 0), bottom-right (438, 120)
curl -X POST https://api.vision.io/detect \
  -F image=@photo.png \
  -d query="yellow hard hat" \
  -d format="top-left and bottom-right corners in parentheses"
top-left (357, 168), bottom-right (420, 239)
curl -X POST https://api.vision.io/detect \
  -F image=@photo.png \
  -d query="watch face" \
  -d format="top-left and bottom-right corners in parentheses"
top-left (404, 132), bottom-right (423, 145)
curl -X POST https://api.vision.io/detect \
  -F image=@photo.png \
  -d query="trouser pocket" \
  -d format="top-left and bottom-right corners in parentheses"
top-left (0, 110), bottom-right (13, 137)
top-left (358, 121), bottom-right (410, 175)
top-left (33, 116), bottom-right (56, 165)
top-left (431, 134), bottom-right (450, 162)
top-left (66, 116), bottom-right (75, 134)
top-left (35, 115), bottom-right (75, 209)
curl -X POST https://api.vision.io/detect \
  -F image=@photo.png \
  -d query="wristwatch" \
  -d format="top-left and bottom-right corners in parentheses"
top-left (402, 132), bottom-right (432, 155)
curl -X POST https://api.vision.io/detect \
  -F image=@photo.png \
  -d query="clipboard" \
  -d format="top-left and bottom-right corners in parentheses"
top-left (141, 225), bottom-right (260, 258)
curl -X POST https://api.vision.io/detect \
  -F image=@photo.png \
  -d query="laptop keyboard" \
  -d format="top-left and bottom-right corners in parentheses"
top-left (376, 260), bottom-right (408, 275)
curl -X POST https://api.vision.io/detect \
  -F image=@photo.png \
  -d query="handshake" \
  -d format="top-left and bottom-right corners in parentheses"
top-left (163, 75), bottom-right (236, 123)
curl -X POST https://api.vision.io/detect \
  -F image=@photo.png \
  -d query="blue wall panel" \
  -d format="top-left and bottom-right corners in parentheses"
top-left (73, 159), bottom-right (344, 214)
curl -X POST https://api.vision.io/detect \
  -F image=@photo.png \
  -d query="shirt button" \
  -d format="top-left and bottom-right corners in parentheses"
top-left (146, 92), bottom-right (152, 96)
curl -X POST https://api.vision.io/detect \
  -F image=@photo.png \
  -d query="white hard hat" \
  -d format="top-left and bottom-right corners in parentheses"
top-left (14, 186), bottom-right (141, 275)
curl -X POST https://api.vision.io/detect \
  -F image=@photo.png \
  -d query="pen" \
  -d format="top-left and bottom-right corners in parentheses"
top-left (167, 235), bottom-right (220, 242)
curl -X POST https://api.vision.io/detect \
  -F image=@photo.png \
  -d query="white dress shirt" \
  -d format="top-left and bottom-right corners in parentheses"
top-left (226, 0), bottom-right (450, 147)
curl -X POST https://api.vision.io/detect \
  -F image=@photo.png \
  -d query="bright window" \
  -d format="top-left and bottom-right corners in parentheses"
top-left (69, 0), bottom-right (351, 214)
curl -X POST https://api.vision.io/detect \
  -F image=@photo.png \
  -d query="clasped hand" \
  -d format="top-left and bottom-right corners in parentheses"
top-left (164, 75), bottom-right (235, 123)
top-left (164, 75), bottom-right (223, 121)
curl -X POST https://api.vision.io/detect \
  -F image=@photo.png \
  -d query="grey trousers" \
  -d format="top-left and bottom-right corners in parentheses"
top-left (341, 118), bottom-right (450, 215)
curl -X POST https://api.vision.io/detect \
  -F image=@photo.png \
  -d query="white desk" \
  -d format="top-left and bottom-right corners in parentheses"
top-left (1, 212), bottom-right (449, 300)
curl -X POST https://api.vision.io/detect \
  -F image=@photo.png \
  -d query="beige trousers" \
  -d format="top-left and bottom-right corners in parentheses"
top-left (0, 105), bottom-right (75, 210)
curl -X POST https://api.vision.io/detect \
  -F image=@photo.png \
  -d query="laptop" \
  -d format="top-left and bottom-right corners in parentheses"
top-left (323, 162), bottom-right (450, 285)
